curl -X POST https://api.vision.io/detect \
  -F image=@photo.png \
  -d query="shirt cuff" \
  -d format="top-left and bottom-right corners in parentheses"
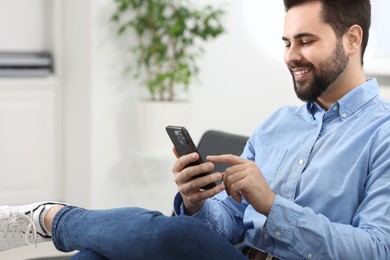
top-left (173, 192), bottom-right (184, 215)
top-left (173, 192), bottom-right (210, 218)
top-left (265, 195), bottom-right (303, 243)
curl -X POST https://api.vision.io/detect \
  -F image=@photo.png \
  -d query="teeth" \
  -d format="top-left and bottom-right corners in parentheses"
top-left (294, 70), bottom-right (309, 75)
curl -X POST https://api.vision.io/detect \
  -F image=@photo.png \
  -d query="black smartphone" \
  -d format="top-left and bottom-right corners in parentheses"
top-left (166, 125), bottom-right (216, 190)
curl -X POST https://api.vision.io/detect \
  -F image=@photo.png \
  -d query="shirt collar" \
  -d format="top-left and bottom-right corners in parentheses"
top-left (306, 78), bottom-right (379, 119)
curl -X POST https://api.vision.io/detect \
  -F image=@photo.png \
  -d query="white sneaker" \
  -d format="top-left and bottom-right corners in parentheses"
top-left (0, 202), bottom-right (64, 251)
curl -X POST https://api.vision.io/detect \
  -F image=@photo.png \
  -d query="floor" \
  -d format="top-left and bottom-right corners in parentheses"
top-left (0, 242), bottom-right (74, 260)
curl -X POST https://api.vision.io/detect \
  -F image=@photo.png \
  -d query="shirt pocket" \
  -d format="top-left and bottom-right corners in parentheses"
top-left (254, 146), bottom-right (288, 187)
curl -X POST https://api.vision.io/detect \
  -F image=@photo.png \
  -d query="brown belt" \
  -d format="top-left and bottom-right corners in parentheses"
top-left (241, 247), bottom-right (279, 260)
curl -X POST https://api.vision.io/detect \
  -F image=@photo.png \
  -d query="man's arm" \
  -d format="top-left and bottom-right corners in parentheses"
top-left (173, 189), bottom-right (248, 245)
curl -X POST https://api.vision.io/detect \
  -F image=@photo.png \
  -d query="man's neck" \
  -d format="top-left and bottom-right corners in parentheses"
top-left (317, 64), bottom-right (366, 110)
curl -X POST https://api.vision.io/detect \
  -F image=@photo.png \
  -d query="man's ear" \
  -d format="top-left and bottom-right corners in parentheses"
top-left (344, 24), bottom-right (363, 54)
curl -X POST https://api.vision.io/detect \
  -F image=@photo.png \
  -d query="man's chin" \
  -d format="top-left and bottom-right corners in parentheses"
top-left (294, 87), bottom-right (317, 103)
top-left (294, 82), bottom-right (308, 96)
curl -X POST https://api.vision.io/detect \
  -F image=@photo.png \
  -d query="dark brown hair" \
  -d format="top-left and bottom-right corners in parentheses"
top-left (283, 0), bottom-right (371, 65)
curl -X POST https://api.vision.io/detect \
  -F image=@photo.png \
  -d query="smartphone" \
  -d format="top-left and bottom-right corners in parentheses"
top-left (166, 125), bottom-right (216, 190)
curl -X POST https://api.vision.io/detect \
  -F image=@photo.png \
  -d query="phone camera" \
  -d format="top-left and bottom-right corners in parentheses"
top-left (174, 130), bottom-right (188, 145)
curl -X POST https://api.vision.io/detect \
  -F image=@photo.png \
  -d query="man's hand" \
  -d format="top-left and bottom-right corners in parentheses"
top-left (207, 154), bottom-right (275, 216)
top-left (172, 148), bottom-right (225, 215)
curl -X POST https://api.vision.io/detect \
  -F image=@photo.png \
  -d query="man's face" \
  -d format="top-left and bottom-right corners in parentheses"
top-left (283, 2), bottom-right (349, 103)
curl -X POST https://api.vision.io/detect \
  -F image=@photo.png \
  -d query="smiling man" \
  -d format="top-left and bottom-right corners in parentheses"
top-left (1, 1), bottom-right (389, 259)
top-left (174, 0), bottom-right (390, 259)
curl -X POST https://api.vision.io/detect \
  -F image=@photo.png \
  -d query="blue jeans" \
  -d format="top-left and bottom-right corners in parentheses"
top-left (51, 206), bottom-right (247, 260)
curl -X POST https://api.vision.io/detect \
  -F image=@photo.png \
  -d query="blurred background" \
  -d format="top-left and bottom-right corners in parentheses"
top-left (0, 0), bottom-right (389, 258)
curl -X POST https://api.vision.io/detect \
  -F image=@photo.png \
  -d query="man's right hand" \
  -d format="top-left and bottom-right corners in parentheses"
top-left (172, 149), bottom-right (225, 215)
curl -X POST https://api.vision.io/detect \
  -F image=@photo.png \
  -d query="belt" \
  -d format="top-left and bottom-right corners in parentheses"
top-left (241, 247), bottom-right (278, 260)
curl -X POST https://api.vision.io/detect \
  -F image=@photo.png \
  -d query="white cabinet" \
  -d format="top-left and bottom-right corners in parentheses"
top-left (0, 0), bottom-right (63, 205)
top-left (0, 79), bottom-right (61, 204)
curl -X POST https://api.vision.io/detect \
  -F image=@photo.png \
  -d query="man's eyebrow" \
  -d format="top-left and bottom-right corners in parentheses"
top-left (282, 33), bottom-right (316, 41)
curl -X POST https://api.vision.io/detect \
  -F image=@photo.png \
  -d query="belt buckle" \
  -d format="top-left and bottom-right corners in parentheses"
top-left (242, 247), bottom-right (274, 260)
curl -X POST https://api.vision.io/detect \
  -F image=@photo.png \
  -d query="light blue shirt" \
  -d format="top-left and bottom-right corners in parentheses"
top-left (174, 79), bottom-right (390, 259)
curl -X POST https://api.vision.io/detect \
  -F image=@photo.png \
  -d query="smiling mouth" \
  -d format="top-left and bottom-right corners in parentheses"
top-left (292, 68), bottom-right (311, 80)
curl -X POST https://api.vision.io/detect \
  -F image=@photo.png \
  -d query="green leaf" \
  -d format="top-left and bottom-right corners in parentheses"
top-left (111, 0), bottom-right (226, 100)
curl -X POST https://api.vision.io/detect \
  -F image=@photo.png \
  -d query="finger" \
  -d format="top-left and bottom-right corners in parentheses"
top-left (172, 147), bottom-right (180, 158)
top-left (172, 153), bottom-right (200, 185)
top-left (224, 164), bottom-right (247, 177)
top-left (188, 172), bottom-right (224, 192)
top-left (223, 172), bottom-right (230, 196)
top-left (181, 177), bottom-right (225, 205)
top-left (184, 183), bottom-right (225, 215)
top-left (178, 166), bottom-right (221, 194)
top-left (228, 178), bottom-right (244, 203)
top-left (225, 167), bottom-right (247, 184)
top-left (201, 183), bottom-right (226, 198)
top-left (207, 154), bottom-right (246, 165)
top-left (231, 190), bottom-right (243, 203)
top-left (174, 164), bottom-right (216, 201)
top-left (184, 160), bottom-right (215, 180)
top-left (186, 181), bottom-right (225, 201)
top-left (224, 170), bottom-right (246, 197)
top-left (173, 152), bottom-right (200, 173)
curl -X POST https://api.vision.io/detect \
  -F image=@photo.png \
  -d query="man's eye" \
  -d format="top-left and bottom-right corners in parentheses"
top-left (284, 43), bottom-right (291, 48)
top-left (302, 41), bottom-right (313, 45)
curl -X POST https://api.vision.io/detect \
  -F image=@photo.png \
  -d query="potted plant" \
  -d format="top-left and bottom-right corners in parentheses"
top-left (111, 0), bottom-right (225, 101)
top-left (111, 0), bottom-right (225, 155)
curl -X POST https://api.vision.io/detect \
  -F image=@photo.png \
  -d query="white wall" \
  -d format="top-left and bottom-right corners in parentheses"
top-left (62, 0), bottom-right (92, 207)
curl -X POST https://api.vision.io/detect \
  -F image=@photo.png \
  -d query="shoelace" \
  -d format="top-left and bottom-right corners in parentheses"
top-left (1, 210), bottom-right (39, 246)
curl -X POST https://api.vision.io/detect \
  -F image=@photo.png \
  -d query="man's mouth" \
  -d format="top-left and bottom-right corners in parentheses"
top-left (292, 68), bottom-right (311, 81)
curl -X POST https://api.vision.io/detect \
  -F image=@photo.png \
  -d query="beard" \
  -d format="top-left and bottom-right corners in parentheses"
top-left (288, 38), bottom-right (349, 102)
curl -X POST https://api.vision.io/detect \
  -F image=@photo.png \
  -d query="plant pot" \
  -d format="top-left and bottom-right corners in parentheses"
top-left (135, 99), bottom-right (191, 156)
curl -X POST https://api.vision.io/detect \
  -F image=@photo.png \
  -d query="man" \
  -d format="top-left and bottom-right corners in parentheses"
top-left (1, 0), bottom-right (389, 259)
top-left (174, 0), bottom-right (389, 259)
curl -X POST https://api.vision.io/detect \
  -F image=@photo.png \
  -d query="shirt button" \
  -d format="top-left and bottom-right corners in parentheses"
top-left (263, 233), bottom-right (269, 239)
top-left (298, 159), bottom-right (304, 165)
top-left (275, 230), bottom-right (282, 237)
top-left (341, 112), bottom-right (347, 118)
top-left (307, 252), bottom-right (313, 259)
top-left (333, 106), bottom-right (339, 111)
